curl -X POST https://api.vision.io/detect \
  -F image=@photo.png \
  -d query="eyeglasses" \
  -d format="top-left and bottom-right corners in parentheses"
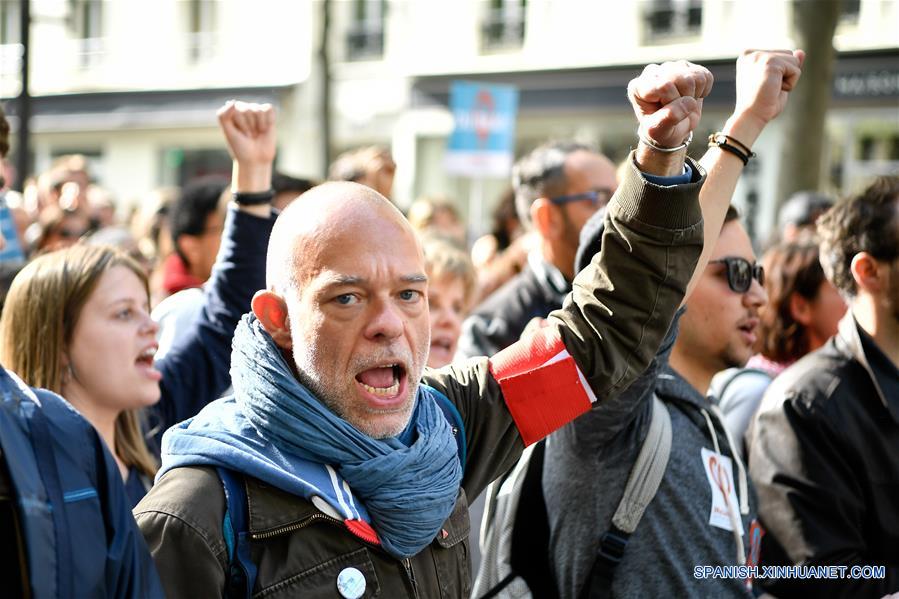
top-left (548, 188), bottom-right (613, 208)
top-left (709, 257), bottom-right (765, 293)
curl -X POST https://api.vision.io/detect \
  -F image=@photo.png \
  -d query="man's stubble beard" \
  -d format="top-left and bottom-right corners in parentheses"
top-left (291, 335), bottom-right (430, 440)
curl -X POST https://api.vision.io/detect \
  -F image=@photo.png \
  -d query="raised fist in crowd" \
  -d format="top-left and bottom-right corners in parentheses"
top-left (218, 100), bottom-right (276, 166)
top-left (628, 60), bottom-right (714, 149)
top-left (733, 49), bottom-right (804, 128)
top-left (217, 100), bottom-right (276, 193)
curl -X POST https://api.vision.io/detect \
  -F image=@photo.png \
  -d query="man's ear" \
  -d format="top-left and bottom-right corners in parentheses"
top-left (251, 290), bottom-right (293, 350)
top-left (531, 198), bottom-right (561, 240)
top-left (850, 252), bottom-right (884, 296)
top-left (788, 291), bottom-right (813, 326)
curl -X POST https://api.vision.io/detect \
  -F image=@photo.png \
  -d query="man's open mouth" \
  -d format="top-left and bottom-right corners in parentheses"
top-left (355, 363), bottom-right (406, 397)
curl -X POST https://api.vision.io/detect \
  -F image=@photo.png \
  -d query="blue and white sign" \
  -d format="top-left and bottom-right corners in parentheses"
top-left (0, 195), bottom-right (24, 263)
top-left (445, 81), bottom-right (519, 178)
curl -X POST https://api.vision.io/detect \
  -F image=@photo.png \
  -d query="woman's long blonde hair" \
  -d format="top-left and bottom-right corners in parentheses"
top-left (0, 244), bottom-right (158, 478)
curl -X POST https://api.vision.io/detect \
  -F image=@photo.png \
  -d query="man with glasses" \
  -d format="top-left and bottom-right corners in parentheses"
top-left (455, 142), bottom-right (617, 574)
top-left (456, 142), bottom-right (617, 360)
top-left (749, 177), bottom-right (899, 597)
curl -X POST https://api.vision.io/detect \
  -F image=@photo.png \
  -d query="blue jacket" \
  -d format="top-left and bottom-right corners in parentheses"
top-left (148, 205), bottom-right (276, 453)
top-left (0, 366), bottom-right (163, 598)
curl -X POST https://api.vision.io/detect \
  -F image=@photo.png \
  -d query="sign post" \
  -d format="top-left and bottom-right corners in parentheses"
top-left (445, 81), bottom-right (519, 239)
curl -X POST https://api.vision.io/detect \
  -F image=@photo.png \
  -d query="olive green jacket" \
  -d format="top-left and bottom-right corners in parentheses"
top-left (135, 155), bottom-right (705, 599)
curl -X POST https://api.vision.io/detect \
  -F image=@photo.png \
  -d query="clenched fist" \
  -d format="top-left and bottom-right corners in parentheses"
top-left (734, 49), bottom-right (804, 129)
top-left (217, 100), bottom-right (276, 167)
top-left (628, 61), bottom-right (714, 149)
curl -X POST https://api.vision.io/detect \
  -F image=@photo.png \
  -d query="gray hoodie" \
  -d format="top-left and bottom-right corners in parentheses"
top-left (544, 315), bottom-right (760, 598)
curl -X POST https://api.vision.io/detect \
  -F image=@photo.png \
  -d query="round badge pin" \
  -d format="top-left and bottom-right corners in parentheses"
top-left (336, 566), bottom-right (366, 599)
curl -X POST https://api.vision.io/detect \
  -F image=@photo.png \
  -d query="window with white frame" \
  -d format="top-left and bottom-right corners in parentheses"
top-left (644, 0), bottom-right (702, 42)
top-left (481, 0), bottom-right (526, 51)
top-left (70, 0), bottom-right (104, 69)
top-left (346, 0), bottom-right (385, 61)
top-left (839, 0), bottom-right (861, 23)
top-left (0, 1), bottom-right (20, 45)
top-left (186, 0), bottom-right (217, 63)
top-left (0, 1), bottom-right (22, 80)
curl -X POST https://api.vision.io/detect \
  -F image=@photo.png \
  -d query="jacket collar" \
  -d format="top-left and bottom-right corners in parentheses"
top-left (834, 311), bottom-right (899, 424)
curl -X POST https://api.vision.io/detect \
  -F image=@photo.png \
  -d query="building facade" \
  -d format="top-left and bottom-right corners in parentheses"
top-left (1, 0), bottom-right (897, 241)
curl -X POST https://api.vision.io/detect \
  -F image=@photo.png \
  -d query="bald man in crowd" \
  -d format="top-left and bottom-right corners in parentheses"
top-left (136, 60), bottom-right (721, 598)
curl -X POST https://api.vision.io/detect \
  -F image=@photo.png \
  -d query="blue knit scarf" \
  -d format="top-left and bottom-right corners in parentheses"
top-left (160, 315), bottom-right (462, 559)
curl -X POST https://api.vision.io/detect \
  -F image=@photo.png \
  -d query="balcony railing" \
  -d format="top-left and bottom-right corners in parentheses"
top-left (643, 3), bottom-right (702, 43)
top-left (345, 20), bottom-right (384, 61)
top-left (481, 8), bottom-right (525, 51)
top-left (75, 36), bottom-right (105, 70)
top-left (186, 31), bottom-right (217, 64)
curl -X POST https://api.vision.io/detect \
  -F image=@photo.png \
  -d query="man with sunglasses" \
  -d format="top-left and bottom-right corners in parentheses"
top-left (670, 206), bottom-right (768, 397)
top-left (456, 142), bottom-right (617, 361)
top-left (749, 177), bottom-right (899, 597)
top-left (543, 50), bottom-right (803, 599)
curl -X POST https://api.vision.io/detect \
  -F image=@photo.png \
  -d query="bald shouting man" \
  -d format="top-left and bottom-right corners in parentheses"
top-left (136, 60), bottom-right (718, 598)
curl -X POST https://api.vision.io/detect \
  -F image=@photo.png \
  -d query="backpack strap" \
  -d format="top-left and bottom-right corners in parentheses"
top-left (583, 393), bottom-right (673, 598)
top-left (473, 440), bottom-right (554, 599)
top-left (217, 468), bottom-right (258, 599)
top-left (424, 385), bottom-right (467, 473)
top-left (712, 367), bottom-right (772, 401)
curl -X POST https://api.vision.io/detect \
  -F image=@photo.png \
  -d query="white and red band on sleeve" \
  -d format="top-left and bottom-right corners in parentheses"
top-left (488, 327), bottom-right (598, 446)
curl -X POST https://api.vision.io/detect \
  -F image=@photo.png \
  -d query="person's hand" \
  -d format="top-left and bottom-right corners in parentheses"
top-left (217, 100), bottom-right (276, 167)
top-left (217, 100), bottom-right (275, 194)
top-left (628, 61), bottom-right (714, 149)
top-left (733, 49), bottom-right (804, 129)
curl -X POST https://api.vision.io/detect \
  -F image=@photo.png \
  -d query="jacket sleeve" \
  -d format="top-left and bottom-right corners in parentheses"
top-left (487, 154), bottom-right (704, 446)
top-left (134, 469), bottom-right (229, 598)
top-left (425, 154), bottom-right (704, 497)
top-left (152, 206), bottom-right (276, 443)
top-left (750, 384), bottom-right (899, 597)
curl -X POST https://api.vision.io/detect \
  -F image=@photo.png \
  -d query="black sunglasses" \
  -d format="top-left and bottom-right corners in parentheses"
top-left (709, 257), bottom-right (765, 293)
top-left (548, 188), bottom-right (613, 208)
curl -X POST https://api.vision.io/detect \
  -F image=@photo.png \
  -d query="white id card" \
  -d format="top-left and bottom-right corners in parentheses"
top-left (701, 447), bottom-right (743, 534)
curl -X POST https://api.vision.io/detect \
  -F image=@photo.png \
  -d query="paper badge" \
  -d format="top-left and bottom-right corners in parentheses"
top-left (701, 447), bottom-right (743, 535)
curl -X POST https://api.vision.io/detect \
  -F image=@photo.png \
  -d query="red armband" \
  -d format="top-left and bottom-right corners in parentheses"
top-left (488, 327), bottom-right (597, 446)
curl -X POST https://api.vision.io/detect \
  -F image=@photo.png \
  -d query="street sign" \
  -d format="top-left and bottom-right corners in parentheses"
top-left (445, 81), bottom-right (519, 178)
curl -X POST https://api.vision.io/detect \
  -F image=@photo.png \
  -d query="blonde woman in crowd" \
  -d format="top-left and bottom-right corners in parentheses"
top-left (0, 100), bottom-right (278, 506)
top-left (421, 234), bottom-right (477, 368)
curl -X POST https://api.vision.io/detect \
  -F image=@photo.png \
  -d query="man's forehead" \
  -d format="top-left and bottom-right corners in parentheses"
top-left (566, 151), bottom-right (615, 183)
top-left (294, 232), bottom-right (425, 284)
top-left (711, 221), bottom-right (756, 262)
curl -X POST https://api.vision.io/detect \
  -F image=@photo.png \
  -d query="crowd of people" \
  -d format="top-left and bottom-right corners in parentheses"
top-left (0, 46), bottom-right (896, 599)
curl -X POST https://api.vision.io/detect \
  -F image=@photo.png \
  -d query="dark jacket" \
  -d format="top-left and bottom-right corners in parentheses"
top-left (135, 155), bottom-right (706, 598)
top-left (0, 366), bottom-right (163, 598)
top-left (749, 312), bottom-right (899, 597)
top-left (149, 205), bottom-right (275, 453)
top-left (456, 253), bottom-right (569, 359)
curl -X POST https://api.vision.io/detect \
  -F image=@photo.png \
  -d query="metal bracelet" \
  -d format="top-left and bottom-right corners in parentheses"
top-left (637, 130), bottom-right (693, 153)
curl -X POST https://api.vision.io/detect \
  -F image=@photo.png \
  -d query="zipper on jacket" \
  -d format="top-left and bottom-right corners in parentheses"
top-left (402, 557), bottom-right (420, 598)
top-left (251, 513), bottom-right (341, 540)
